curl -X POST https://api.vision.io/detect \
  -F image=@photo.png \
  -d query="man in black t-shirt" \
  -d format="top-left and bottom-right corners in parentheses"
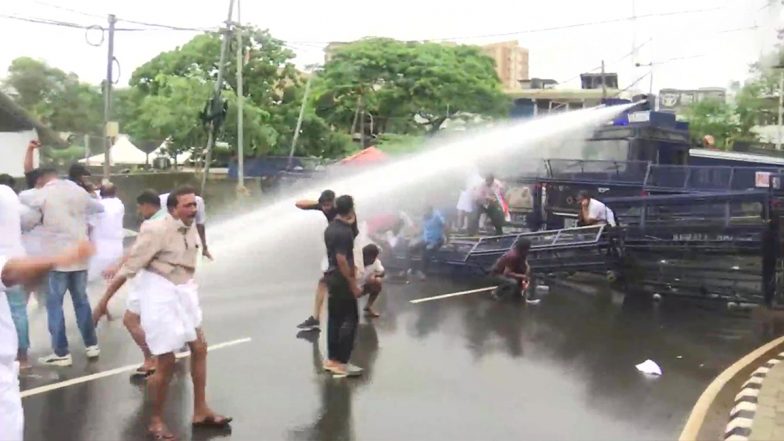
top-left (322, 195), bottom-right (363, 377)
top-left (295, 190), bottom-right (358, 332)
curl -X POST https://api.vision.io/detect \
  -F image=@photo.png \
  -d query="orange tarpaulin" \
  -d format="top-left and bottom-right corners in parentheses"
top-left (339, 146), bottom-right (388, 165)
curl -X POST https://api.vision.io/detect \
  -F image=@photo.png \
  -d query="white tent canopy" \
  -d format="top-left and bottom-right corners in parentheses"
top-left (80, 135), bottom-right (191, 166)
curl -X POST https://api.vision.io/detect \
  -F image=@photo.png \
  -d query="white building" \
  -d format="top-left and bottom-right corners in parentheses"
top-left (0, 91), bottom-right (63, 177)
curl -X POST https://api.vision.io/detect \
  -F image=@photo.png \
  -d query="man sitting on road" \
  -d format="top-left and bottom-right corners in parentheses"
top-left (490, 239), bottom-right (534, 302)
top-left (577, 191), bottom-right (616, 227)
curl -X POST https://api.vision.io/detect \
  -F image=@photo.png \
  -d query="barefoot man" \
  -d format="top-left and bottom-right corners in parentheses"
top-left (109, 186), bottom-right (231, 439)
top-left (0, 241), bottom-right (94, 441)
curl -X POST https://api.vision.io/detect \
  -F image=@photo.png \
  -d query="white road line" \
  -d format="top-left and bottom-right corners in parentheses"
top-left (410, 286), bottom-right (497, 304)
top-left (21, 337), bottom-right (252, 398)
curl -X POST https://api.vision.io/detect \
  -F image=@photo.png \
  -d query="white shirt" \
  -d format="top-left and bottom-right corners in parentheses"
top-left (0, 256), bottom-right (17, 365)
top-left (0, 186), bottom-right (26, 259)
top-left (360, 259), bottom-right (384, 286)
top-left (159, 193), bottom-right (206, 225)
top-left (588, 198), bottom-right (616, 226)
top-left (18, 188), bottom-right (44, 257)
top-left (89, 197), bottom-right (125, 244)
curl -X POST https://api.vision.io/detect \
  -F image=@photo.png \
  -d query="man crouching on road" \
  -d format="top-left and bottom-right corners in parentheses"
top-left (111, 185), bottom-right (231, 440)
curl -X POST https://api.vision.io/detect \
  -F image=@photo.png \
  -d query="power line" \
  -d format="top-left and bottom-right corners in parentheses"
top-left (0, 13), bottom-right (210, 32)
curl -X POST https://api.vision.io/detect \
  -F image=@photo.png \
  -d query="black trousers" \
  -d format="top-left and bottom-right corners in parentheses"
top-left (408, 238), bottom-right (444, 274)
top-left (468, 202), bottom-right (505, 236)
top-left (492, 275), bottom-right (522, 298)
top-left (326, 275), bottom-right (358, 364)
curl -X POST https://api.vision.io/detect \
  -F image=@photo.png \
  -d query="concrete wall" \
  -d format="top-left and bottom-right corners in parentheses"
top-left (106, 172), bottom-right (261, 229)
top-left (0, 129), bottom-right (38, 176)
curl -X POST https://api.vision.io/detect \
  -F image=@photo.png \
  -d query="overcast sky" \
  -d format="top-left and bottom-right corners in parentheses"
top-left (1, 0), bottom-right (781, 93)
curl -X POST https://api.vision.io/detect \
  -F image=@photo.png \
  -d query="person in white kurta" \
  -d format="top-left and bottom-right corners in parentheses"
top-left (88, 184), bottom-right (125, 283)
top-left (0, 242), bottom-right (94, 441)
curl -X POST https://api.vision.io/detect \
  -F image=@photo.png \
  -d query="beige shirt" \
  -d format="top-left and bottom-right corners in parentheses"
top-left (118, 214), bottom-right (200, 285)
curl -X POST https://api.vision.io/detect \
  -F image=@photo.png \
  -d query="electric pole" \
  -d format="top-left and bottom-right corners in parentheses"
top-left (235, 0), bottom-right (246, 193)
top-left (777, 69), bottom-right (783, 151)
top-left (287, 70), bottom-right (314, 170)
top-left (200, 0), bottom-right (235, 195)
top-left (102, 14), bottom-right (116, 181)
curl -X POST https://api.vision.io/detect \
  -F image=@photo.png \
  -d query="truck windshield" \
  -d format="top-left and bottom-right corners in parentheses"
top-left (581, 139), bottom-right (629, 161)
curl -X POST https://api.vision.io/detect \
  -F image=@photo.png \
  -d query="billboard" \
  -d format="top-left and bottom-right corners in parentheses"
top-left (658, 88), bottom-right (726, 113)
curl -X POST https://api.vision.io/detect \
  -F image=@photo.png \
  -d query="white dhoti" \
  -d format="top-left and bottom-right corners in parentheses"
top-left (457, 190), bottom-right (474, 213)
top-left (136, 270), bottom-right (202, 356)
top-left (125, 278), bottom-right (141, 315)
top-left (88, 239), bottom-right (124, 283)
top-left (0, 361), bottom-right (23, 441)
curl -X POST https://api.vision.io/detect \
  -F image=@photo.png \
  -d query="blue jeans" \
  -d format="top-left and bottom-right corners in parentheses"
top-left (6, 286), bottom-right (29, 353)
top-left (47, 271), bottom-right (98, 356)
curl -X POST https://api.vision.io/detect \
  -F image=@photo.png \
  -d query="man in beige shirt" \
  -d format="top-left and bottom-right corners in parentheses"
top-left (112, 186), bottom-right (231, 439)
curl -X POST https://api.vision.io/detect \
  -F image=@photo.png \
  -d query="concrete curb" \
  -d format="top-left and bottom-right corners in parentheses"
top-left (679, 335), bottom-right (784, 441)
top-left (724, 355), bottom-right (784, 441)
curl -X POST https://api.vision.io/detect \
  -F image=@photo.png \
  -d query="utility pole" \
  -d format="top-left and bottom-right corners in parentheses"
top-left (200, 0), bottom-right (235, 195)
top-left (102, 14), bottom-right (116, 181)
top-left (287, 71), bottom-right (313, 170)
top-left (235, 0), bottom-right (246, 193)
top-left (777, 70), bottom-right (783, 151)
top-left (600, 60), bottom-right (607, 99)
top-left (359, 95), bottom-right (366, 148)
top-left (84, 134), bottom-right (90, 163)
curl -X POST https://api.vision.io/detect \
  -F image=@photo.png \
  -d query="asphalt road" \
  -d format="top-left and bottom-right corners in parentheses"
top-left (17, 236), bottom-right (773, 441)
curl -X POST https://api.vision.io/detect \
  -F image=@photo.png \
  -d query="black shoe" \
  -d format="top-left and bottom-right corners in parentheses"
top-left (297, 316), bottom-right (320, 331)
top-left (296, 330), bottom-right (320, 343)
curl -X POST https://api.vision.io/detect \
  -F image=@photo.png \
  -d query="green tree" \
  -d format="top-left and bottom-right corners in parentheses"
top-left (128, 28), bottom-right (344, 158)
top-left (124, 74), bottom-right (212, 162)
top-left (3, 57), bottom-right (102, 135)
top-left (315, 38), bottom-right (509, 134)
top-left (684, 99), bottom-right (740, 149)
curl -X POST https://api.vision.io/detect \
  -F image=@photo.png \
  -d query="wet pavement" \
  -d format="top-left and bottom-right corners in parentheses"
top-left (17, 237), bottom-right (778, 441)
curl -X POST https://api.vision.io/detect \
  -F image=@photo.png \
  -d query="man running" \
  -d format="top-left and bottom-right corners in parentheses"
top-left (295, 190), bottom-right (358, 332)
top-left (92, 190), bottom-right (165, 377)
top-left (323, 195), bottom-right (363, 377)
top-left (110, 186), bottom-right (230, 439)
top-left (0, 241), bottom-right (94, 441)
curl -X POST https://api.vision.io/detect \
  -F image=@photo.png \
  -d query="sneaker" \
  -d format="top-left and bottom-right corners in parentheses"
top-left (415, 270), bottom-right (427, 281)
top-left (85, 345), bottom-right (101, 359)
top-left (346, 363), bottom-right (363, 377)
top-left (38, 353), bottom-right (72, 367)
top-left (297, 316), bottom-right (320, 331)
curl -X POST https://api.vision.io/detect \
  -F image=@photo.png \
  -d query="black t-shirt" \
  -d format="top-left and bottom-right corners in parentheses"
top-left (304, 202), bottom-right (359, 237)
top-left (324, 218), bottom-right (356, 277)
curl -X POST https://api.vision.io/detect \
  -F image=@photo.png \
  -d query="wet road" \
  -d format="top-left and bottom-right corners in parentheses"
top-left (18, 237), bottom-right (774, 441)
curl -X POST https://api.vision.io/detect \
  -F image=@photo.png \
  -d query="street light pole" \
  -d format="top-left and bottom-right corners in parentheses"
top-left (235, 0), bottom-right (246, 193)
top-left (287, 70), bottom-right (314, 170)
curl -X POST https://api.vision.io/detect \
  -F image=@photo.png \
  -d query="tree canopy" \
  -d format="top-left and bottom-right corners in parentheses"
top-left (2, 57), bottom-right (102, 135)
top-left (315, 38), bottom-right (510, 134)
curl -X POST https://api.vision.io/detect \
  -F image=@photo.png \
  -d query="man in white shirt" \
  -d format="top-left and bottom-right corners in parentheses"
top-left (24, 166), bottom-right (104, 367)
top-left (577, 191), bottom-right (617, 227)
top-left (159, 192), bottom-right (210, 259)
top-left (0, 242), bottom-right (93, 441)
top-left (0, 175), bottom-right (38, 370)
top-left (88, 183), bottom-right (126, 283)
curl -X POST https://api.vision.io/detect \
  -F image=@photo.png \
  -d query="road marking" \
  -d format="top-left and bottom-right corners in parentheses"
top-left (410, 286), bottom-right (497, 304)
top-left (21, 337), bottom-right (252, 398)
